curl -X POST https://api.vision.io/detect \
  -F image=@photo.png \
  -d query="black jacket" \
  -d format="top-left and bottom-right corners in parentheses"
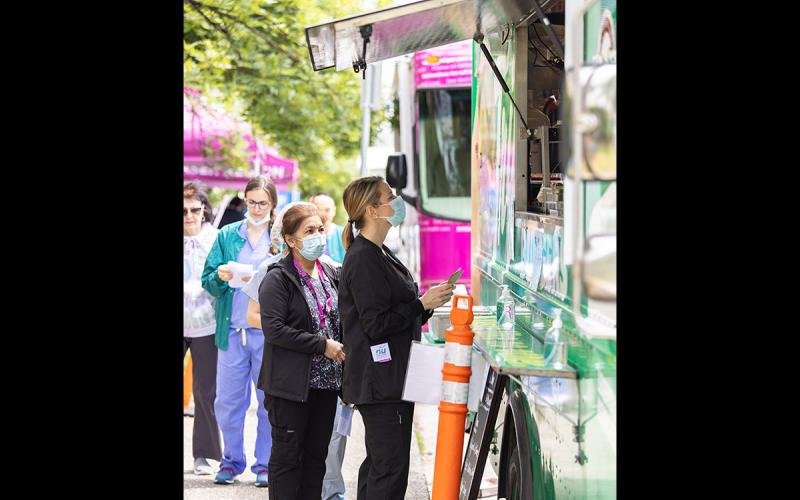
top-left (339, 235), bottom-right (434, 405)
top-left (257, 253), bottom-right (340, 402)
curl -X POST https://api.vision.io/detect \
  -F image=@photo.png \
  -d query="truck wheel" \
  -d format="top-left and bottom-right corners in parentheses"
top-left (505, 431), bottom-right (523, 500)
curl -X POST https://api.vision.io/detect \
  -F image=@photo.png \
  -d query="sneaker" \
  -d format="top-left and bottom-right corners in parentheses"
top-left (214, 467), bottom-right (236, 484)
top-left (254, 470), bottom-right (268, 487)
top-left (193, 457), bottom-right (214, 475)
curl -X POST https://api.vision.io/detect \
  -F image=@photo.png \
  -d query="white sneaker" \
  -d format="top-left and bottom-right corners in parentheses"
top-left (193, 457), bottom-right (214, 475)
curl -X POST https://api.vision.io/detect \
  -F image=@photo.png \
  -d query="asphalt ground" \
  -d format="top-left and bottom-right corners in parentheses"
top-left (183, 388), bottom-right (498, 499)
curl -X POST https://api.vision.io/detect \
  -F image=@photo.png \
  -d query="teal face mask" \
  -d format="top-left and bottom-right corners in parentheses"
top-left (378, 197), bottom-right (406, 227)
top-left (298, 234), bottom-right (326, 261)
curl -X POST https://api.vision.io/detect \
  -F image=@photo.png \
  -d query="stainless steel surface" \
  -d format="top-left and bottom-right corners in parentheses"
top-left (514, 210), bottom-right (563, 226)
top-left (428, 304), bottom-right (494, 341)
top-left (472, 329), bottom-right (578, 378)
top-left (494, 363), bottom-right (577, 378)
top-left (427, 314), bottom-right (451, 341)
top-left (540, 124), bottom-right (550, 188)
top-left (305, 0), bottom-right (559, 72)
top-left (515, 24), bottom-right (530, 213)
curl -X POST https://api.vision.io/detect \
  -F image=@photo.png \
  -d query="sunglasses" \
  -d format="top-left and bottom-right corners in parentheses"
top-left (183, 207), bottom-right (203, 216)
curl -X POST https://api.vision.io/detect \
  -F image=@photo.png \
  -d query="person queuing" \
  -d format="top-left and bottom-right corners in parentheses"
top-left (243, 201), bottom-right (350, 500)
top-left (309, 193), bottom-right (350, 500)
top-left (183, 181), bottom-right (222, 476)
top-left (255, 202), bottom-right (346, 500)
top-left (201, 175), bottom-right (278, 487)
top-left (338, 176), bottom-right (454, 500)
top-left (310, 193), bottom-right (346, 265)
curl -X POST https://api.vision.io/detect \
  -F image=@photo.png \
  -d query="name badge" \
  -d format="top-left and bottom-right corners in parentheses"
top-left (370, 342), bottom-right (392, 363)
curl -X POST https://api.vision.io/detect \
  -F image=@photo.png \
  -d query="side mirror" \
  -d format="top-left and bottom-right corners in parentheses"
top-left (386, 153), bottom-right (408, 190)
top-left (580, 234), bottom-right (616, 301)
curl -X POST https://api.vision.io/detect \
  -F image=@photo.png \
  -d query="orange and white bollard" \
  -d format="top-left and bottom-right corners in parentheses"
top-left (183, 352), bottom-right (193, 411)
top-left (431, 295), bottom-right (474, 500)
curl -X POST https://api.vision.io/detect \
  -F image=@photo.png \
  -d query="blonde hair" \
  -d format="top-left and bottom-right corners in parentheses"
top-left (341, 176), bottom-right (385, 250)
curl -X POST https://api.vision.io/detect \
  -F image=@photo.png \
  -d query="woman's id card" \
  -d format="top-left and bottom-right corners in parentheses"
top-left (370, 343), bottom-right (392, 363)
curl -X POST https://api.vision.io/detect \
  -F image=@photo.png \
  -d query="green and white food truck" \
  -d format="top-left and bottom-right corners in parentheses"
top-left (305, 1), bottom-right (616, 498)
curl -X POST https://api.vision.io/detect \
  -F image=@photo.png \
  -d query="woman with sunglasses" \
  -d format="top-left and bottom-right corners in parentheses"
top-left (183, 181), bottom-right (222, 475)
top-left (201, 175), bottom-right (278, 487)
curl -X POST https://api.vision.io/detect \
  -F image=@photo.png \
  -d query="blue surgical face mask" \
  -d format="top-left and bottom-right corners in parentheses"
top-left (297, 234), bottom-right (326, 261)
top-left (377, 197), bottom-right (406, 227)
top-left (246, 212), bottom-right (270, 226)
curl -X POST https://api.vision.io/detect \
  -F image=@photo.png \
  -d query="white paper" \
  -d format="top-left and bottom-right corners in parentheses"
top-left (467, 351), bottom-right (490, 413)
top-left (402, 341), bottom-right (487, 411)
top-left (227, 261), bottom-right (254, 289)
top-left (336, 405), bottom-right (353, 436)
top-left (402, 341), bottom-right (445, 405)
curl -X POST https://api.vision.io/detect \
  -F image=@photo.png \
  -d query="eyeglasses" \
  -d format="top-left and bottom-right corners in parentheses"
top-left (183, 207), bottom-right (203, 216)
top-left (246, 200), bottom-right (270, 209)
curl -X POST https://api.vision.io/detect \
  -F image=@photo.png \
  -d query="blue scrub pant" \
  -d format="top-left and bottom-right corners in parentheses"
top-left (321, 398), bottom-right (348, 499)
top-left (215, 327), bottom-right (272, 475)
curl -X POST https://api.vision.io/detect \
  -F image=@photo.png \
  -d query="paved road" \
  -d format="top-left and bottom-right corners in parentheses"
top-left (184, 388), bottom-right (497, 499)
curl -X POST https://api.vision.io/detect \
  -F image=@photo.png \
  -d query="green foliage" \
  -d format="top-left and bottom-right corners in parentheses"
top-left (184, 0), bottom-right (388, 215)
top-left (201, 129), bottom-right (254, 173)
top-left (207, 188), bottom-right (239, 213)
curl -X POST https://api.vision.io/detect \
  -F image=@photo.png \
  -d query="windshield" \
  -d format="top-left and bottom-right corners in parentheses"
top-left (418, 88), bottom-right (471, 221)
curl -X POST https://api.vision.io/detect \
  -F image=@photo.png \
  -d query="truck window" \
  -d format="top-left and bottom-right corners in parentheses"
top-left (418, 88), bottom-right (471, 221)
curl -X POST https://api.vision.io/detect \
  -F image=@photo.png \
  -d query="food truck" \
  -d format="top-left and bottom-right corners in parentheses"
top-left (305, 0), bottom-right (616, 498)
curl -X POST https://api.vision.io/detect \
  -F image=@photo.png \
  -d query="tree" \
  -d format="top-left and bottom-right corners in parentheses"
top-left (184, 0), bottom-right (389, 224)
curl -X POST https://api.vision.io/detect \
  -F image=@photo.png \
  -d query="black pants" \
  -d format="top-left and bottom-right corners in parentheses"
top-left (183, 335), bottom-right (222, 460)
top-left (266, 389), bottom-right (338, 500)
top-left (357, 402), bottom-right (415, 500)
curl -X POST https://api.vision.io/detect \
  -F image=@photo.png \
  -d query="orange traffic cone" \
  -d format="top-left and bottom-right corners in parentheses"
top-left (183, 352), bottom-right (193, 411)
top-left (432, 295), bottom-right (474, 500)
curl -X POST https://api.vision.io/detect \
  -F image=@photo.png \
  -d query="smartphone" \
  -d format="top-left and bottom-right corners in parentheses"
top-left (447, 267), bottom-right (463, 285)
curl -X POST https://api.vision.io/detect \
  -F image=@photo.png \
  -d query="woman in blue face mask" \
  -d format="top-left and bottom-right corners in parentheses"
top-left (201, 175), bottom-right (277, 487)
top-left (256, 202), bottom-right (346, 500)
top-left (339, 177), bottom-right (454, 500)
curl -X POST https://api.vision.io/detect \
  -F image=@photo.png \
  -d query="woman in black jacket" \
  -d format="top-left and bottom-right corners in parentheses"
top-left (339, 176), bottom-right (454, 500)
top-left (257, 202), bottom-right (346, 500)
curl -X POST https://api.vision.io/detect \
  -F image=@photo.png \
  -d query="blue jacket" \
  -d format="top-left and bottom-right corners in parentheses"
top-left (201, 220), bottom-right (260, 350)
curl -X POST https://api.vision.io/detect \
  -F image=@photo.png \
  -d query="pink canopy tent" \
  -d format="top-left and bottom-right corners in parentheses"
top-left (183, 88), bottom-right (299, 193)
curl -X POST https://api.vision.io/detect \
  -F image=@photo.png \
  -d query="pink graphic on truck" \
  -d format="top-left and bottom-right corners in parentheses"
top-left (418, 213), bottom-right (472, 293)
top-left (414, 40), bottom-right (472, 89)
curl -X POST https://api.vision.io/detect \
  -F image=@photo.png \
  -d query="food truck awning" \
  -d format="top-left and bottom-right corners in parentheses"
top-left (305, 0), bottom-right (555, 72)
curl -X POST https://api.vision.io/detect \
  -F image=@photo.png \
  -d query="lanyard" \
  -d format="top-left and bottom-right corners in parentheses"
top-left (293, 259), bottom-right (333, 333)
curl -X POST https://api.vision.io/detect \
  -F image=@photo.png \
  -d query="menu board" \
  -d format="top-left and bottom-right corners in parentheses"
top-left (459, 368), bottom-right (507, 500)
